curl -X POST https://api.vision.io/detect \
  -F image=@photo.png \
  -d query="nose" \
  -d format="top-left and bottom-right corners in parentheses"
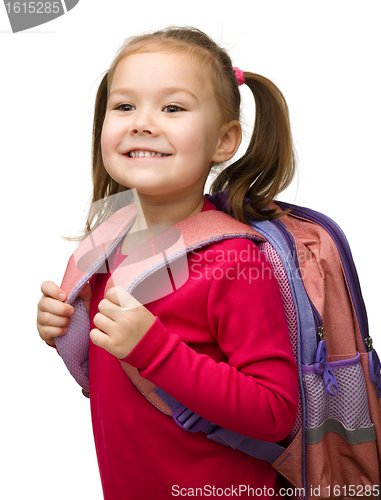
top-left (130, 109), bottom-right (157, 136)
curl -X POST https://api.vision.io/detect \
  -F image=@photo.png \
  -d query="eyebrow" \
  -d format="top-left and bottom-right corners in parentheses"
top-left (108, 87), bottom-right (199, 102)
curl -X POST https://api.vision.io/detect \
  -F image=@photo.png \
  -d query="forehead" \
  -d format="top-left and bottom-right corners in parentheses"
top-left (110, 51), bottom-right (214, 102)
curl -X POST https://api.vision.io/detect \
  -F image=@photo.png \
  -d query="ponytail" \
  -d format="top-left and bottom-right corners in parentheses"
top-left (209, 72), bottom-right (296, 223)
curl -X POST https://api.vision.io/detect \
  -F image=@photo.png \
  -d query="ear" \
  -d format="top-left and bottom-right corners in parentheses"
top-left (211, 120), bottom-right (242, 163)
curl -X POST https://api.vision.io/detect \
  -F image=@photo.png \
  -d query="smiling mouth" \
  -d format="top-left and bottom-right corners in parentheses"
top-left (126, 150), bottom-right (171, 158)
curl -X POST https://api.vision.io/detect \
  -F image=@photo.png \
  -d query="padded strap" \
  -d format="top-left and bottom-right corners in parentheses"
top-left (57, 205), bottom-right (265, 394)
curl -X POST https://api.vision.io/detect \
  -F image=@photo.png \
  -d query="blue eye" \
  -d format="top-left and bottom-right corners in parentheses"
top-left (163, 105), bottom-right (183, 113)
top-left (116, 103), bottom-right (135, 112)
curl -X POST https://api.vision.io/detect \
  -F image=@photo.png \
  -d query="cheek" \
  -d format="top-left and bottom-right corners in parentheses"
top-left (101, 116), bottom-right (122, 152)
top-left (178, 122), bottom-right (209, 154)
top-left (190, 115), bottom-right (220, 153)
top-left (100, 122), bottom-right (117, 166)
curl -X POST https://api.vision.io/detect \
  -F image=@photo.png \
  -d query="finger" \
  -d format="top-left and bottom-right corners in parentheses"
top-left (90, 328), bottom-right (114, 353)
top-left (97, 298), bottom-right (120, 321)
top-left (38, 307), bottom-right (73, 328)
top-left (38, 296), bottom-right (75, 318)
top-left (106, 286), bottom-right (142, 311)
top-left (38, 325), bottom-right (68, 343)
top-left (41, 281), bottom-right (68, 302)
top-left (93, 311), bottom-right (114, 334)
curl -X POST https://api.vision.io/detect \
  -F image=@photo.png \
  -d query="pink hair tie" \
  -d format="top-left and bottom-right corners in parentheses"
top-left (233, 67), bottom-right (245, 86)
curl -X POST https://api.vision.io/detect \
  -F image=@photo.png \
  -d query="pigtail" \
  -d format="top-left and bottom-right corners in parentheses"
top-left (91, 72), bottom-right (109, 209)
top-left (210, 72), bottom-right (296, 222)
top-left (91, 71), bottom-right (127, 202)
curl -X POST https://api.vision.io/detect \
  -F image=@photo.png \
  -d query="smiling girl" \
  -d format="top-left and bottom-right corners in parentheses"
top-left (37, 27), bottom-right (299, 499)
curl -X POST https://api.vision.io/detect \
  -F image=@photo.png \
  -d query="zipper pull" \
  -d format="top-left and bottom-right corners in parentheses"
top-left (363, 336), bottom-right (381, 398)
top-left (365, 336), bottom-right (373, 351)
top-left (314, 326), bottom-right (339, 396)
top-left (318, 325), bottom-right (326, 340)
top-left (369, 349), bottom-right (381, 399)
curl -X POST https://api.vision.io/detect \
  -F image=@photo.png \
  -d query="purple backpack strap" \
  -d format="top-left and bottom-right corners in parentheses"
top-left (153, 386), bottom-right (286, 464)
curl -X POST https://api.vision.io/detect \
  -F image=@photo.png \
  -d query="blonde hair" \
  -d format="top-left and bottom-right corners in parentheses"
top-left (67, 26), bottom-right (296, 241)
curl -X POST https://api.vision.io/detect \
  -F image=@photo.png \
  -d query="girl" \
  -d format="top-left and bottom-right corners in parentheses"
top-left (37, 26), bottom-right (299, 499)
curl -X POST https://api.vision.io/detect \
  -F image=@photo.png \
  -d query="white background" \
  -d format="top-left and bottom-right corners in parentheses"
top-left (1, 1), bottom-right (380, 498)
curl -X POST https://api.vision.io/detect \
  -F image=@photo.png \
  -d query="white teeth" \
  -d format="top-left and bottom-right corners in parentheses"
top-left (128, 150), bottom-right (166, 158)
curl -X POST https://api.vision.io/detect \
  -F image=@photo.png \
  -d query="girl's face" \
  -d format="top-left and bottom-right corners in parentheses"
top-left (101, 51), bottom-right (236, 203)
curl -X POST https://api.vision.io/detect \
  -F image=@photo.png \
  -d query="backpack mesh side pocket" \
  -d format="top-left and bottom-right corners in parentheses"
top-left (302, 354), bottom-right (373, 431)
top-left (301, 353), bottom-right (378, 496)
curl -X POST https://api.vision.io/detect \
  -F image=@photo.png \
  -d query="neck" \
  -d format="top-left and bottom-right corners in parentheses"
top-left (119, 191), bottom-right (205, 256)
top-left (130, 190), bottom-right (205, 232)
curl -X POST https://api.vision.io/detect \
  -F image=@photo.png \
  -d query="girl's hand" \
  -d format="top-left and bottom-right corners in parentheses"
top-left (90, 286), bottom-right (156, 359)
top-left (37, 281), bottom-right (92, 346)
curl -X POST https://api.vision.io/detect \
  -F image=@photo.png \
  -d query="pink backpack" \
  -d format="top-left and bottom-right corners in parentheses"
top-left (55, 190), bottom-right (381, 498)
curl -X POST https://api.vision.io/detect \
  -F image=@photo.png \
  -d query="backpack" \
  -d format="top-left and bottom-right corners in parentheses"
top-left (55, 189), bottom-right (381, 498)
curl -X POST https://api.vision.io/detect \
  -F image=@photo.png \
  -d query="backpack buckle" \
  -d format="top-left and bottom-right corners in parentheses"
top-left (172, 404), bottom-right (209, 433)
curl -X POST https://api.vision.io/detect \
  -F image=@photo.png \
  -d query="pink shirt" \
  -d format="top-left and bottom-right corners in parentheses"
top-left (88, 197), bottom-right (298, 499)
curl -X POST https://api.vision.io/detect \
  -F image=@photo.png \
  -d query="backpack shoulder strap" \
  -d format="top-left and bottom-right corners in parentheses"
top-left (104, 209), bottom-right (265, 295)
top-left (56, 205), bottom-right (265, 394)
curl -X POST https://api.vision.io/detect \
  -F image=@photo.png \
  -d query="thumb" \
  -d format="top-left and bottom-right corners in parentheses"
top-left (78, 282), bottom-right (93, 314)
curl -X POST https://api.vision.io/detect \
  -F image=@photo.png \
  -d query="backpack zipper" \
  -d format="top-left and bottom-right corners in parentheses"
top-left (275, 201), bottom-right (370, 351)
top-left (271, 217), bottom-right (323, 344)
